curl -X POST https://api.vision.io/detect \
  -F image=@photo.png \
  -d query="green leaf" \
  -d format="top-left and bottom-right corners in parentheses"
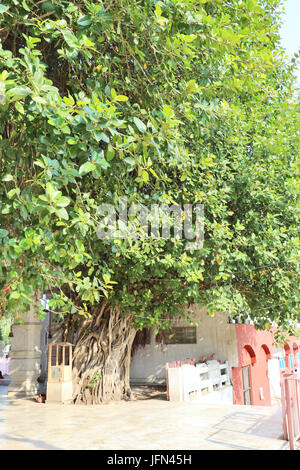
top-left (34, 160), bottom-right (45, 169)
top-left (115, 95), bottom-right (128, 102)
top-left (0, 229), bottom-right (8, 238)
top-left (63, 95), bottom-right (75, 106)
top-left (94, 131), bottom-right (109, 143)
top-left (7, 188), bottom-right (20, 199)
top-left (142, 170), bottom-right (149, 183)
top-left (55, 196), bottom-right (71, 208)
top-left (96, 159), bottom-right (110, 170)
top-left (0, 4), bottom-right (9, 13)
top-left (0, 70), bottom-right (8, 80)
top-left (6, 87), bottom-right (31, 102)
top-left (3, 174), bottom-right (14, 182)
top-left (15, 101), bottom-right (25, 114)
top-left (106, 145), bottom-right (115, 161)
top-left (22, 0), bottom-right (31, 12)
top-left (55, 208), bottom-right (69, 220)
top-left (133, 117), bottom-right (147, 133)
top-left (181, 34), bottom-right (197, 43)
top-left (124, 158), bottom-right (136, 166)
top-left (149, 168), bottom-right (159, 179)
top-left (155, 4), bottom-right (162, 17)
top-left (46, 182), bottom-right (60, 201)
top-left (78, 15), bottom-right (92, 27)
top-left (9, 292), bottom-right (20, 300)
top-left (162, 104), bottom-right (174, 118)
top-left (79, 161), bottom-right (96, 174)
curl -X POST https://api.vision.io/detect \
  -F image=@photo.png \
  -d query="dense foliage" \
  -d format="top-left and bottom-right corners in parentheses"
top-left (0, 0), bottom-right (299, 338)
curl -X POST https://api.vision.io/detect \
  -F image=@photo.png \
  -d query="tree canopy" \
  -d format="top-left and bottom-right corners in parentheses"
top-left (0, 0), bottom-right (299, 338)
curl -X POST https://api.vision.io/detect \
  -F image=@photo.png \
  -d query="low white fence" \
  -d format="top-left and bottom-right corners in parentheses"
top-left (166, 359), bottom-right (230, 401)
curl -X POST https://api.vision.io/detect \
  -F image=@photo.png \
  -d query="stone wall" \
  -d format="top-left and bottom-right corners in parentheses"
top-left (8, 305), bottom-right (43, 397)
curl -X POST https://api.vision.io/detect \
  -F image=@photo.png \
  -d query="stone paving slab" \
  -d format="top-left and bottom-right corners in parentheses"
top-left (0, 386), bottom-right (290, 450)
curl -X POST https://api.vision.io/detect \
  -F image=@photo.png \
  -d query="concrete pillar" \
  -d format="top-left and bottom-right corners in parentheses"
top-left (167, 367), bottom-right (184, 401)
top-left (8, 305), bottom-right (43, 397)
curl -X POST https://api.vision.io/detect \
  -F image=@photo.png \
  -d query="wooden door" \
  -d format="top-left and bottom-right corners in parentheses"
top-left (242, 365), bottom-right (252, 405)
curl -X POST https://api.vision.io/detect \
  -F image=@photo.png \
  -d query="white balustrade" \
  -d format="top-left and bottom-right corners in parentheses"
top-left (167, 359), bottom-right (230, 401)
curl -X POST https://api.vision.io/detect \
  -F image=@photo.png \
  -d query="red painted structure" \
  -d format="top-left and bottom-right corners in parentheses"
top-left (232, 324), bottom-right (300, 406)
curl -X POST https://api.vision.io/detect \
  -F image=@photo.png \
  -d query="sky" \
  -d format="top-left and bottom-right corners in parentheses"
top-left (279, 0), bottom-right (300, 85)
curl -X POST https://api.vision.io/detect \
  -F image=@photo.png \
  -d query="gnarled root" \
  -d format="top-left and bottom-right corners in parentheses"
top-left (72, 305), bottom-right (136, 405)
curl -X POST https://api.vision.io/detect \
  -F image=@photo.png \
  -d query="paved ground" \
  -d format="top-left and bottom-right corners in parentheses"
top-left (0, 385), bottom-right (290, 450)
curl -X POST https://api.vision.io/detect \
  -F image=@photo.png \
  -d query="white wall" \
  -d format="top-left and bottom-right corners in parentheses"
top-left (268, 349), bottom-right (283, 399)
top-left (130, 305), bottom-right (238, 384)
top-left (268, 358), bottom-right (281, 398)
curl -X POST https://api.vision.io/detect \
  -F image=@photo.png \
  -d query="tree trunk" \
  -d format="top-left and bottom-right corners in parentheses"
top-left (72, 304), bottom-right (136, 404)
